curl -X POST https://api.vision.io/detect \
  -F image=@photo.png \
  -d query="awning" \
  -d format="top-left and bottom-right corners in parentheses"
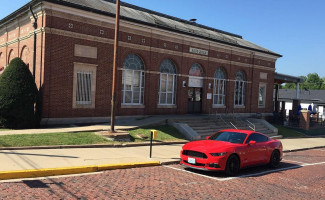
top-left (274, 72), bottom-right (304, 84)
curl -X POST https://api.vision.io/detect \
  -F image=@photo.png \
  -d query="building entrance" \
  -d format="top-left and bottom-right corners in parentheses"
top-left (188, 87), bottom-right (202, 113)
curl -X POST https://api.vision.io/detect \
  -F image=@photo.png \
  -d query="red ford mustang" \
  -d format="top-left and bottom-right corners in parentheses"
top-left (180, 129), bottom-right (283, 176)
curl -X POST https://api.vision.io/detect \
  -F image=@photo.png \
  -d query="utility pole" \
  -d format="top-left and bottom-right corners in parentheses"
top-left (110, 0), bottom-right (121, 133)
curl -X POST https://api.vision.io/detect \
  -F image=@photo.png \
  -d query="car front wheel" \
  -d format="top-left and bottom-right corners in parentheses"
top-left (225, 155), bottom-right (240, 176)
top-left (269, 150), bottom-right (280, 168)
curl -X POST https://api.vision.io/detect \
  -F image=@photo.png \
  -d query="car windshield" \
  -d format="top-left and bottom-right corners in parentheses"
top-left (209, 131), bottom-right (247, 144)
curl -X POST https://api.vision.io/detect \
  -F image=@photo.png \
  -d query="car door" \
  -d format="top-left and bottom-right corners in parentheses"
top-left (245, 133), bottom-right (268, 166)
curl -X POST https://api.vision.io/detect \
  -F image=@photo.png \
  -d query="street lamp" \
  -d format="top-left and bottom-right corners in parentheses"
top-left (110, 0), bottom-right (121, 133)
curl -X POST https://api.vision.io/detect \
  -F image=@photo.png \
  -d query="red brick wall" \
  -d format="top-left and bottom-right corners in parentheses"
top-left (0, 9), bottom-right (277, 120)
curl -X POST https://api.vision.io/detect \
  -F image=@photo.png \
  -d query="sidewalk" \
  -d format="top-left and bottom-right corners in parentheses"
top-left (0, 115), bottom-right (325, 181)
top-left (0, 115), bottom-right (190, 136)
top-left (0, 138), bottom-right (324, 181)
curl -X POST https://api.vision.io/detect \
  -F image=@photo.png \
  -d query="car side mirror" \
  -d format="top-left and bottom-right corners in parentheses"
top-left (248, 140), bottom-right (256, 145)
top-left (206, 136), bottom-right (210, 140)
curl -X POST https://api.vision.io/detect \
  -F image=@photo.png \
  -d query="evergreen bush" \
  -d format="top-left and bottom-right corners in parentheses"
top-left (0, 57), bottom-right (39, 129)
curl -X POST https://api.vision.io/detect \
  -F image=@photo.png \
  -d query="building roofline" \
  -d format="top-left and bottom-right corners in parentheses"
top-left (0, 0), bottom-right (282, 57)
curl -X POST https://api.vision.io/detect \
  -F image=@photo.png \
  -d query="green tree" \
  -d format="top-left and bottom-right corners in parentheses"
top-left (282, 83), bottom-right (296, 89)
top-left (282, 74), bottom-right (325, 90)
top-left (322, 77), bottom-right (325, 89)
top-left (304, 73), bottom-right (323, 89)
top-left (0, 57), bottom-right (39, 129)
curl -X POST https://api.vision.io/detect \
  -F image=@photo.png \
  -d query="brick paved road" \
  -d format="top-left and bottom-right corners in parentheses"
top-left (0, 148), bottom-right (324, 200)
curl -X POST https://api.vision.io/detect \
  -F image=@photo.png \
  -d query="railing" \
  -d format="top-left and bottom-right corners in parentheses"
top-left (247, 120), bottom-right (255, 131)
top-left (214, 111), bottom-right (257, 131)
top-left (215, 113), bottom-right (231, 128)
top-left (229, 122), bottom-right (238, 129)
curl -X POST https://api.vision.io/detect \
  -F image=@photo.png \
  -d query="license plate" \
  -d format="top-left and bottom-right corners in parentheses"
top-left (188, 157), bottom-right (196, 164)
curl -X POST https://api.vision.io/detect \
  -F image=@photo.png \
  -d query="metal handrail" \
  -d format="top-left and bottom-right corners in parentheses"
top-left (247, 120), bottom-right (255, 131)
top-left (216, 113), bottom-right (230, 127)
top-left (229, 122), bottom-right (238, 129)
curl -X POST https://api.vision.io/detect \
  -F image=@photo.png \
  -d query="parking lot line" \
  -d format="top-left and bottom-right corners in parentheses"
top-left (164, 161), bottom-right (325, 182)
top-left (301, 161), bottom-right (325, 166)
top-left (163, 165), bottom-right (233, 181)
top-left (282, 159), bottom-right (307, 165)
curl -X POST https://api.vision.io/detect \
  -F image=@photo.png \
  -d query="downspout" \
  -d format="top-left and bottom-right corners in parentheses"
top-left (30, 5), bottom-right (37, 80)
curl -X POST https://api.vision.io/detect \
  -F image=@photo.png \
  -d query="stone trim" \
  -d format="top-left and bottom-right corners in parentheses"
top-left (157, 105), bottom-right (177, 109)
top-left (121, 105), bottom-right (145, 109)
top-left (212, 105), bottom-right (226, 109)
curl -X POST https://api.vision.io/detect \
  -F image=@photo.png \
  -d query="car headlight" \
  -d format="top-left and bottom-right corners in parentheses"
top-left (210, 152), bottom-right (227, 157)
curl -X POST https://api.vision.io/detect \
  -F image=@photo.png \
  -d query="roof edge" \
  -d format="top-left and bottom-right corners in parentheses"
top-left (109, 0), bottom-right (243, 39)
top-left (0, 0), bottom-right (282, 57)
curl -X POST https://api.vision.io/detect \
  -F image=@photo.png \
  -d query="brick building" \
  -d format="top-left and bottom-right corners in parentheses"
top-left (0, 0), bottom-right (282, 125)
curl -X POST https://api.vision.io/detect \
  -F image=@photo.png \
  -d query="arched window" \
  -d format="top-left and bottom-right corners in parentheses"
top-left (159, 59), bottom-right (177, 105)
top-left (20, 46), bottom-right (30, 68)
top-left (122, 54), bottom-right (145, 104)
top-left (213, 68), bottom-right (226, 105)
top-left (0, 52), bottom-right (4, 75)
top-left (234, 70), bottom-right (246, 106)
top-left (8, 49), bottom-right (14, 64)
top-left (189, 63), bottom-right (204, 76)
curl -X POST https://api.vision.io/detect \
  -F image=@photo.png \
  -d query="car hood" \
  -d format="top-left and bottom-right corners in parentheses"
top-left (182, 140), bottom-right (237, 153)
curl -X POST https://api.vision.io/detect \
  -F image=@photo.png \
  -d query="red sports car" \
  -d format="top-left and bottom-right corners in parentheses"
top-left (180, 129), bottom-right (283, 176)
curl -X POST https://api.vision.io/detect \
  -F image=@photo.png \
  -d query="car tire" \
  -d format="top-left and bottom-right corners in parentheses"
top-left (225, 155), bottom-right (240, 176)
top-left (269, 150), bottom-right (280, 168)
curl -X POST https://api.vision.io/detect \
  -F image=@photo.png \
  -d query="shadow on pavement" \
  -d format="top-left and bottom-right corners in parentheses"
top-left (183, 162), bottom-right (301, 179)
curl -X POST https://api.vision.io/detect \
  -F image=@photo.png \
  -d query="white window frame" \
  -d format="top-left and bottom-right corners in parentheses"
top-left (158, 73), bottom-right (176, 105)
top-left (234, 80), bottom-right (245, 107)
top-left (72, 63), bottom-right (97, 109)
top-left (258, 83), bottom-right (267, 108)
top-left (213, 78), bottom-right (226, 106)
top-left (122, 69), bottom-right (145, 105)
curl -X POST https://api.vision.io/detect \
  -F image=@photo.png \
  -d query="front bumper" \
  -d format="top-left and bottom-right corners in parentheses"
top-left (180, 153), bottom-right (227, 171)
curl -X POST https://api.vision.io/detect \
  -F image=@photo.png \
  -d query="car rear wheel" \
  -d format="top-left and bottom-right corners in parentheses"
top-left (225, 155), bottom-right (240, 176)
top-left (269, 150), bottom-right (280, 168)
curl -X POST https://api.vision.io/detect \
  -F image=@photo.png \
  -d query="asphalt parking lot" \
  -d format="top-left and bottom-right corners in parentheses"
top-left (0, 148), bottom-right (324, 199)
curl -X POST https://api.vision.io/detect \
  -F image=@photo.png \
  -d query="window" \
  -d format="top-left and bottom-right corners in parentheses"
top-left (189, 63), bottom-right (203, 76)
top-left (76, 72), bottom-right (92, 105)
top-left (159, 59), bottom-right (176, 105)
top-left (8, 49), bottom-right (14, 64)
top-left (234, 70), bottom-right (246, 106)
top-left (245, 133), bottom-right (269, 144)
top-left (122, 54), bottom-right (145, 105)
top-left (72, 63), bottom-right (97, 108)
top-left (258, 83), bottom-right (266, 108)
top-left (213, 68), bottom-right (226, 106)
top-left (20, 46), bottom-right (30, 67)
top-left (188, 63), bottom-right (204, 88)
top-left (0, 52), bottom-right (4, 75)
top-left (209, 131), bottom-right (247, 144)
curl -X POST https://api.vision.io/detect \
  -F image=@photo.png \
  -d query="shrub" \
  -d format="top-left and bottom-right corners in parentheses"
top-left (0, 57), bottom-right (38, 129)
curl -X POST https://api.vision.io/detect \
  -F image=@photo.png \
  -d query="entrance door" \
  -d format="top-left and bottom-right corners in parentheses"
top-left (188, 87), bottom-right (202, 113)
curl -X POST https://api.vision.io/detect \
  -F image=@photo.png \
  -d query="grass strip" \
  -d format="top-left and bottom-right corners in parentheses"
top-left (0, 125), bottom-right (186, 147)
top-left (128, 125), bottom-right (186, 142)
top-left (274, 125), bottom-right (306, 138)
top-left (0, 132), bottom-right (110, 147)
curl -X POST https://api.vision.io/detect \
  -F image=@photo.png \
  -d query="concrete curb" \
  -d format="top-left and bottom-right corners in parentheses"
top-left (0, 141), bottom-right (187, 151)
top-left (0, 162), bottom-right (161, 181)
top-left (283, 146), bottom-right (325, 153)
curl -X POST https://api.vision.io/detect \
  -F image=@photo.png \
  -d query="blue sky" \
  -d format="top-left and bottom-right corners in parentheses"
top-left (1, 0), bottom-right (324, 77)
